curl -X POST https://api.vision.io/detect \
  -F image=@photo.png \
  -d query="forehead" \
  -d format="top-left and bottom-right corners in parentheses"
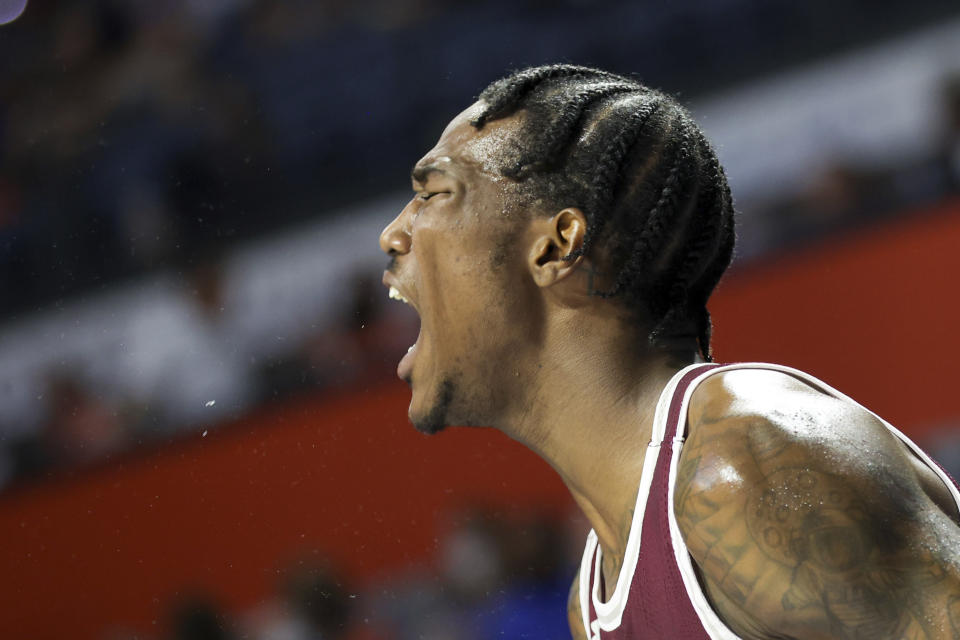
top-left (414, 101), bottom-right (524, 180)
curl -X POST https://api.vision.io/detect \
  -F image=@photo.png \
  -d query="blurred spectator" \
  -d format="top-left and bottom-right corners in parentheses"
top-left (260, 267), bottom-right (417, 399)
top-left (937, 72), bottom-right (960, 192)
top-left (471, 510), bottom-right (573, 640)
top-left (285, 564), bottom-right (355, 639)
top-left (369, 506), bottom-right (572, 640)
top-left (772, 162), bottom-right (896, 246)
top-left (148, 510), bottom-right (575, 640)
top-left (302, 269), bottom-right (416, 390)
top-left (115, 257), bottom-right (256, 434)
top-left (7, 368), bottom-right (127, 484)
top-left (170, 596), bottom-right (237, 640)
top-left (881, 71), bottom-right (960, 214)
top-left (243, 561), bottom-right (360, 640)
top-left (41, 369), bottom-right (127, 465)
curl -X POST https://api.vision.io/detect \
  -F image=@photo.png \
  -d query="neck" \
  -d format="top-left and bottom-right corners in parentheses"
top-left (499, 310), bottom-right (701, 563)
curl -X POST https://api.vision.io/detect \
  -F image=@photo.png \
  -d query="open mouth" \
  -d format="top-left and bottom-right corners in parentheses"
top-left (388, 285), bottom-right (422, 382)
top-left (388, 285), bottom-right (410, 305)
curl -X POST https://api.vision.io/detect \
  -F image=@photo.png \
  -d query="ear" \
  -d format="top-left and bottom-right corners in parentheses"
top-left (527, 208), bottom-right (587, 287)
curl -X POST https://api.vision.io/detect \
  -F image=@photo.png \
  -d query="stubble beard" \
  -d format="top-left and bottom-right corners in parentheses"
top-left (412, 377), bottom-right (456, 435)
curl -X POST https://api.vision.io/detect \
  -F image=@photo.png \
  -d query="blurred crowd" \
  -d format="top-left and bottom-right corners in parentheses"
top-left (743, 72), bottom-right (960, 252)
top-left (1, 256), bottom-right (418, 487)
top-left (1, 0), bottom-right (959, 491)
top-left (2, 0), bottom-right (960, 316)
top-left (1, 0), bottom-right (960, 486)
top-left (0, 0), bottom-right (958, 485)
top-left (110, 506), bottom-right (581, 640)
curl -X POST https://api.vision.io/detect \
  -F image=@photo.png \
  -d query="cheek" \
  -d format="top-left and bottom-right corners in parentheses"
top-left (416, 243), bottom-right (463, 325)
top-left (427, 270), bottom-right (501, 358)
top-left (456, 275), bottom-right (524, 354)
top-left (415, 225), bottom-right (525, 347)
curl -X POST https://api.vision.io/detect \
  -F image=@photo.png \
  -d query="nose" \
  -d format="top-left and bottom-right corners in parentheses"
top-left (379, 206), bottom-right (412, 256)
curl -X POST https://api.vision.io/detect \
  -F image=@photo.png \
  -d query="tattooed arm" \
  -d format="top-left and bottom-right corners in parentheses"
top-left (674, 369), bottom-right (960, 640)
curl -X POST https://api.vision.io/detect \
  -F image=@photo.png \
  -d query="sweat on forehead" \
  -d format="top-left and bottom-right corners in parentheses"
top-left (414, 104), bottom-right (527, 181)
top-left (461, 108), bottom-right (527, 177)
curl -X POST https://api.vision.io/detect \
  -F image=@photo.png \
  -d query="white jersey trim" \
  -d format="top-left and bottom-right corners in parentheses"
top-left (581, 363), bottom-right (705, 634)
top-left (666, 364), bottom-right (748, 640)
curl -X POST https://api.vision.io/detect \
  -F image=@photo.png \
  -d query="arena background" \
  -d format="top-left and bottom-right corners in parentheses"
top-left (0, 1), bottom-right (959, 639)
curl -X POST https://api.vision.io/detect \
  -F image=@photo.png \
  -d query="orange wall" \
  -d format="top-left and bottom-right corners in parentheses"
top-left (711, 199), bottom-right (960, 433)
top-left (1, 199), bottom-right (959, 639)
top-left (0, 385), bottom-right (570, 640)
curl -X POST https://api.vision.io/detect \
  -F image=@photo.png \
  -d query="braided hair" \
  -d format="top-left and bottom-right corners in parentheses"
top-left (471, 65), bottom-right (735, 361)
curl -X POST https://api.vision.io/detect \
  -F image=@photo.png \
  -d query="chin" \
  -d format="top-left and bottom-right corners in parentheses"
top-left (409, 377), bottom-right (455, 435)
top-left (411, 416), bottom-right (448, 435)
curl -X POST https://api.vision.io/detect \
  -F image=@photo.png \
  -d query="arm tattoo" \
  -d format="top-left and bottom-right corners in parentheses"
top-left (676, 418), bottom-right (960, 639)
top-left (747, 468), bottom-right (919, 637)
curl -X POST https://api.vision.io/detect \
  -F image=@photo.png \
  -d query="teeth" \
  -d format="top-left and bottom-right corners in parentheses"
top-left (388, 286), bottom-right (410, 305)
top-left (407, 345), bottom-right (415, 353)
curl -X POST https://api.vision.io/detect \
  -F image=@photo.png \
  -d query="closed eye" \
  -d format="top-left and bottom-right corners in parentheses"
top-left (417, 191), bottom-right (449, 201)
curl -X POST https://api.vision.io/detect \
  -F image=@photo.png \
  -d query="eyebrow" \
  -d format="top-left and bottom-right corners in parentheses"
top-left (410, 163), bottom-right (449, 184)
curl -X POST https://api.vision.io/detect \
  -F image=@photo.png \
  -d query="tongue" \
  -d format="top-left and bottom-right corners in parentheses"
top-left (398, 340), bottom-right (418, 381)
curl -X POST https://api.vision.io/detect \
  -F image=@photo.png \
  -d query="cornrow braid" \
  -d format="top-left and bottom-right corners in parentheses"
top-left (600, 118), bottom-right (696, 302)
top-left (507, 80), bottom-right (640, 179)
top-left (472, 64), bottom-right (623, 128)
top-left (574, 96), bottom-right (666, 262)
top-left (678, 130), bottom-right (735, 359)
top-left (654, 137), bottom-right (721, 299)
top-left (471, 65), bottom-right (736, 360)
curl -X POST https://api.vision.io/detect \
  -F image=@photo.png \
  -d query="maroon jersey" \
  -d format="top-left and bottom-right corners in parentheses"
top-left (575, 363), bottom-right (960, 639)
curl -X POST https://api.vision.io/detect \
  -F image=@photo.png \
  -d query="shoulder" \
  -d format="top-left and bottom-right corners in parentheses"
top-left (683, 366), bottom-right (900, 480)
top-left (687, 366), bottom-right (866, 430)
top-left (676, 367), bottom-right (925, 533)
top-left (674, 367), bottom-right (919, 554)
top-left (673, 367), bottom-right (960, 638)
